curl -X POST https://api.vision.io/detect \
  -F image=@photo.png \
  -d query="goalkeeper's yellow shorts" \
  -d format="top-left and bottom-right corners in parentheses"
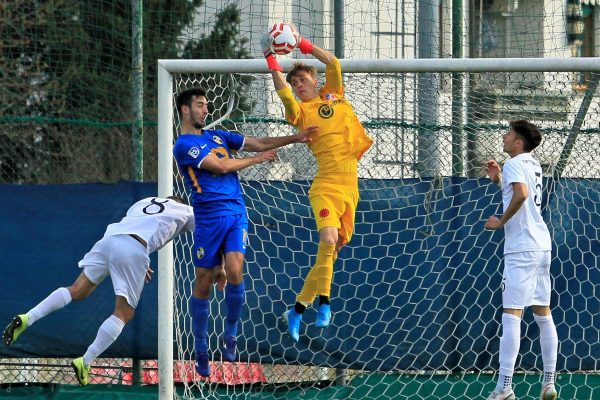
top-left (308, 174), bottom-right (359, 246)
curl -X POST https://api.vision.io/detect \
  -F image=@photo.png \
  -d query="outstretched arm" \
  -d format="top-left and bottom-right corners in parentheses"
top-left (200, 150), bottom-right (277, 175)
top-left (244, 126), bottom-right (316, 152)
top-left (260, 32), bottom-right (301, 123)
top-left (270, 70), bottom-right (287, 91)
top-left (297, 35), bottom-right (342, 91)
top-left (298, 36), bottom-right (335, 66)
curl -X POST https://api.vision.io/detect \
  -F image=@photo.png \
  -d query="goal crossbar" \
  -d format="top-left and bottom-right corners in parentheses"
top-left (158, 57), bottom-right (600, 74)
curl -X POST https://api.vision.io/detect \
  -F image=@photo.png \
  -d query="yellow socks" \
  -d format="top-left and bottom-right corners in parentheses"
top-left (297, 242), bottom-right (335, 304)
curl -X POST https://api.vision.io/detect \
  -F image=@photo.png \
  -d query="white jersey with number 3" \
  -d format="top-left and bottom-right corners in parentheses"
top-left (501, 153), bottom-right (551, 254)
top-left (103, 197), bottom-right (195, 254)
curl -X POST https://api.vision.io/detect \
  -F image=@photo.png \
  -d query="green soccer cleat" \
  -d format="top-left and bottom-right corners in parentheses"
top-left (3, 314), bottom-right (28, 346)
top-left (71, 357), bottom-right (91, 386)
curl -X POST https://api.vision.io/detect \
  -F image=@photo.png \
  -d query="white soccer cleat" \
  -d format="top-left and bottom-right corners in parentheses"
top-left (486, 388), bottom-right (516, 400)
top-left (540, 383), bottom-right (557, 400)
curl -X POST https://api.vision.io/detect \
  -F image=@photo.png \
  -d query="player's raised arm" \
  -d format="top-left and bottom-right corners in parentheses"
top-left (261, 32), bottom-right (287, 90)
top-left (200, 150), bottom-right (277, 175)
top-left (243, 126), bottom-right (315, 152)
top-left (260, 27), bottom-right (301, 124)
top-left (296, 33), bottom-right (342, 91)
top-left (296, 35), bottom-right (335, 66)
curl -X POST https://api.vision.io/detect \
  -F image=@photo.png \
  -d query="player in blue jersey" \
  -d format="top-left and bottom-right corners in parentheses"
top-left (173, 87), bottom-right (315, 377)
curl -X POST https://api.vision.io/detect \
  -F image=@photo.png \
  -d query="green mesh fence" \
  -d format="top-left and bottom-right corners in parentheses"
top-left (1, 0), bottom-right (598, 183)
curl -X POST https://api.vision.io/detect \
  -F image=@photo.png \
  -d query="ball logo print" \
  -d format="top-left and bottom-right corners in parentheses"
top-left (268, 22), bottom-right (299, 55)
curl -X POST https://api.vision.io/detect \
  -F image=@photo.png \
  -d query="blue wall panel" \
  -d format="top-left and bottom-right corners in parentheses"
top-left (0, 179), bottom-right (598, 372)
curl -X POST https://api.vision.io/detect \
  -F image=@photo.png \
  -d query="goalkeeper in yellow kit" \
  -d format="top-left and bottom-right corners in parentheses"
top-left (261, 30), bottom-right (373, 342)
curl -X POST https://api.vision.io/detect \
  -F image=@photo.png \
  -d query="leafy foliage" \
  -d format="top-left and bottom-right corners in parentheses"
top-left (0, 0), bottom-right (251, 183)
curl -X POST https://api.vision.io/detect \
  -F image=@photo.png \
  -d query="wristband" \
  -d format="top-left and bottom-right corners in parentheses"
top-left (298, 37), bottom-right (314, 54)
top-left (265, 54), bottom-right (283, 72)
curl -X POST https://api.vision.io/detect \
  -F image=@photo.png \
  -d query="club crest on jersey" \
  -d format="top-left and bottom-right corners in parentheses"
top-left (319, 208), bottom-right (330, 218)
top-left (318, 104), bottom-right (334, 119)
top-left (188, 147), bottom-right (200, 159)
top-left (196, 247), bottom-right (205, 260)
top-left (212, 136), bottom-right (223, 145)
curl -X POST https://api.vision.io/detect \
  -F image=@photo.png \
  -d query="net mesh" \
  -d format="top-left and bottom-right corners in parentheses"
top-left (167, 66), bottom-right (600, 399)
top-left (1, 0), bottom-right (597, 184)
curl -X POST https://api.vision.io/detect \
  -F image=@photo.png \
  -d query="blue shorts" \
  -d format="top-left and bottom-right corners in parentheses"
top-left (192, 213), bottom-right (248, 268)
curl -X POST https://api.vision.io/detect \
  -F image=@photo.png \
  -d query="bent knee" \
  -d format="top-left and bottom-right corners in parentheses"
top-left (118, 311), bottom-right (134, 324)
top-left (113, 312), bottom-right (133, 324)
top-left (321, 238), bottom-right (337, 247)
top-left (319, 233), bottom-right (338, 246)
top-left (68, 285), bottom-right (91, 301)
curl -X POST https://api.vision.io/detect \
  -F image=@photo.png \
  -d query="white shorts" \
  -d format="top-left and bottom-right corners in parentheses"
top-left (78, 234), bottom-right (150, 308)
top-left (502, 251), bottom-right (552, 309)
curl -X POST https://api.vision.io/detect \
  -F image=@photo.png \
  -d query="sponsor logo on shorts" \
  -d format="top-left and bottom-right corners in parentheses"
top-left (188, 147), bottom-right (200, 158)
top-left (212, 136), bottom-right (223, 145)
top-left (197, 247), bottom-right (205, 260)
top-left (242, 229), bottom-right (248, 249)
top-left (319, 208), bottom-right (330, 218)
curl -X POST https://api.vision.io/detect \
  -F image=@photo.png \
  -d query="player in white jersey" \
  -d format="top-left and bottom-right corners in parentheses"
top-left (484, 121), bottom-right (558, 400)
top-left (2, 196), bottom-right (194, 386)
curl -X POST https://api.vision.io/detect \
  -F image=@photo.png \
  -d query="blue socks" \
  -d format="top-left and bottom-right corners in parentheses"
top-left (191, 297), bottom-right (209, 353)
top-left (224, 282), bottom-right (245, 338)
top-left (191, 282), bottom-right (244, 355)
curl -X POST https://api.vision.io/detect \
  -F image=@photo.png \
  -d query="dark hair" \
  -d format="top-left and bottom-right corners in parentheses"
top-left (176, 87), bottom-right (207, 115)
top-left (286, 62), bottom-right (317, 84)
top-left (510, 120), bottom-right (542, 152)
top-left (167, 195), bottom-right (188, 205)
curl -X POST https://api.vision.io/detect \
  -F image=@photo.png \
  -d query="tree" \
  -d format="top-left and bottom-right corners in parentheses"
top-left (0, 0), bottom-right (251, 183)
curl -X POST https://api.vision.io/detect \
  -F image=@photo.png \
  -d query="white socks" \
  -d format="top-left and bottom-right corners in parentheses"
top-left (534, 313), bottom-right (558, 383)
top-left (496, 374), bottom-right (513, 392)
top-left (495, 312), bottom-right (558, 391)
top-left (496, 313), bottom-right (521, 391)
top-left (24, 287), bottom-right (129, 369)
top-left (26, 287), bottom-right (72, 326)
top-left (83, 315), bottom-right (125, 367)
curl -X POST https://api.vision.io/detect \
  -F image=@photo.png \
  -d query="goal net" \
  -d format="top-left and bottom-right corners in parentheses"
top-left (157, 58), bottom-right (600, 400)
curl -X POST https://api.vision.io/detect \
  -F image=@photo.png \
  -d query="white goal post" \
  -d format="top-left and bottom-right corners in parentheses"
top-left (157, 57), bottom-right (599, 400)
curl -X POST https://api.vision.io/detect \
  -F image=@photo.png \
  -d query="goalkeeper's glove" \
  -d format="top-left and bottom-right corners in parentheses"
top-left (260, 33), bottom-right (283, 72)
top-left (297, 36), bottom-right (314, 55)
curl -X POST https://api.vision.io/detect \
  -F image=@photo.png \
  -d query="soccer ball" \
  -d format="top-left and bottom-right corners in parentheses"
top-left (268, 22), bottom-right (299, 55)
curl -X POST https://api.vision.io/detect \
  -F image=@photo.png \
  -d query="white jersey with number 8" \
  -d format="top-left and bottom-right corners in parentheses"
top-left (104, 197), bottom-right (195, 254)
top-left (501, 153), bottom-right (551, 254)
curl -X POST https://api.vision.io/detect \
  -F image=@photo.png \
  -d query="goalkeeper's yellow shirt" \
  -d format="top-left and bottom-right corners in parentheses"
top-left (276, 58), bottom-right (372, 177)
